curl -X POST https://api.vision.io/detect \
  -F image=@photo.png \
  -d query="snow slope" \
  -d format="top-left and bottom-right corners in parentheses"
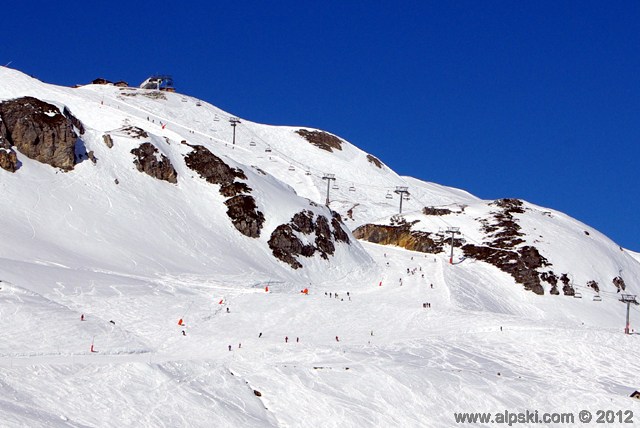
top-left (0, 67), bottom-right (639, 427)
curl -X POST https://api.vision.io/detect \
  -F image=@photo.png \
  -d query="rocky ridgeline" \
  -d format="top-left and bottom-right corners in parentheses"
top-left (355, 199), bottom-right (621, 296)
top-left (0, 96), bottom-right (80, 172)
top-left (131, 142), bottom-right (178, 184)
top-left (268, 209), bottom-right (350, 269)
top-left (184, 144), bottom-right (264, 238)
top-left (296, 129), bottom-right (343, 152)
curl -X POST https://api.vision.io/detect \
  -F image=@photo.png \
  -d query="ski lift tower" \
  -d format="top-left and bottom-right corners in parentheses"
top-left (446, 227), bottom-right (460, 264)
top-left (619, 294), bottom-right (639, 334)
top-left (229, 117), bottom-right (241, 145)
top-left (322, 173), bottom-right (336, 206)
top-left (394, 186), bottom-right (409, 214)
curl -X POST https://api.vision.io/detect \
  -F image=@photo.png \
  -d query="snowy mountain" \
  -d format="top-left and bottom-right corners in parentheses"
top-left (0, 67), bottom-right (639, 427)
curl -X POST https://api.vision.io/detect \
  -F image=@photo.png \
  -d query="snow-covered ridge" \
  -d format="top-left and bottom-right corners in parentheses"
top-left (1, 66), bottom-right (639, 427)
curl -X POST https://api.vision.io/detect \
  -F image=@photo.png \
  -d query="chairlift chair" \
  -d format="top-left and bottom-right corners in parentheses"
top-left (574, 292), bottom-right (583, 299)
top-left (349, 185), bottom-right (356, 192)
top-left (305, 170), bottom-right (311, 176)
top-left (249, 141), bottom-right (256, 147)
top-left (385, 192), bottom-right (393, 199)
top-left (593, 295), bottom-right (602, 302)
top-left (265, 147), bottom-right (272, 153)
top-left (181, 98), bottom-right (188, 103)
top-left (213, 115), bottom-right (220, 121)
top-left (288, 165), bottom-right (295, 171)
top-left (332, 184), bottom-right (339, 190)
top-left (196, 101), bottom-right (202, 106)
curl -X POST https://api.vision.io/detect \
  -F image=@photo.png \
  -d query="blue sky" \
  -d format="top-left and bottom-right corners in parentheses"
top-left (3, 1), bottom-right (639, 249)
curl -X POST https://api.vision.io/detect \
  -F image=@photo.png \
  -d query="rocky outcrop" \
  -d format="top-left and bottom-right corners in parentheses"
top-left (62, 106), bottom-right (85, 135)
top-left (184, 145), bottom-right (264, 238)
top-left (366, 154), bottom-right (383, 168)
top-left (102, 134), bottom-right (113, 148)
top-left (0, 96), bottom-right (77, 170)
top-left (296, 129), bottom-right (343, 152)
top-left (0, 119), bottom-right (18, 172)
top-left (131, 142), bottom-right (177, 184)
top-left (353, 219), bottom-right (448, 254)
top-left (224, 195), bottom-right (265, 238)
top-left (0, 148), bottom-right (18, 172)
top-left (269, 210), bottom-right (352, 269)
top-left (423, 206), bottom-right (454, 216)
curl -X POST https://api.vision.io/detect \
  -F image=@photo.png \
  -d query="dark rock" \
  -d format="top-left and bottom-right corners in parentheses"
top-left (423, 206), bottom-right (453, 216)
top-left (296, 129), bottom-right (343, 152)
top-left (0, 148), bottom-right (18, 172)
top-left (220, 181), bottom-right (252, 197)
top-left (291, 210), bottom-right (315, 234)
top-left (253, 390), bottom-right (262, 397)
top-left (184, 145), bottom-right (246, 185)
top-left (366, 154), bottom-right (383, 168)
top-left (224, 195), bottom-right (265, 238)
top-left (315, 216), bottom-right (335, 259)
top-left (131, 142), bottom-right (178, 184)
top-left (120, 126), bottom-right (148, 139)
top-left (103, 134), bottom-right (113, 148)
top-left (331, 214), bottom-right (350, 243)
top-left (63, 106), bottom-right (85, 135)
top-left (268, 225), bottom-right (306, 269)
top-left (0, 96), bottom-right (77, 170)
top-left (87, 150), bottom-right (97, 164)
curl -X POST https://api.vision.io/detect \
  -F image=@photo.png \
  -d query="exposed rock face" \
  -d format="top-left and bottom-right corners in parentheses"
top-left (62, 106), bottom-right (85, 135)
top-left (0, 119), bottom-right (18, 172)
top-left (102, 134), bottom-right (113, 148)
top-left (366, 154), bottom-right (383, 168)
top-left (131, 142), bottom-right (177, 184)
top-left (0, 96), bottom-right (77, 170)
top-left (224, 195), bottom-right (265, 238)
top-left (296, 129), bottom-right (343, 152)
top-left (184, 144), bottom-right (264, 238)
top-left (0, 148), bottom-right (18, 172)
top-left (269, 210), bottom-right (351, 269)
top-left (586, 280), bottom-right (600, 293)
top-left (184, 145), bottom-right (246, 185)
top-left (353, 220), bottom-right (449, 254)
top-left (423, 206), bottom-right (454, 216)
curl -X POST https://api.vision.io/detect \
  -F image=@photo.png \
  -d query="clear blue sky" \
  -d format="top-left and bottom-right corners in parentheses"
top-left (3, 1), bottom-right (639, 249)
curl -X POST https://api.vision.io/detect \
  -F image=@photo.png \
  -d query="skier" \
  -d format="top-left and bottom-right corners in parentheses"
top-left (182, 330), bottom-right (186, 336)
top-left (226, 307), bottom-right (230, 313)
top-left (259, 332), bottom-right (262, 338)
top-left (296, 337), bottom-right (299, 343)
top-left (285, 336), bottom-right (288, 343)
top-left (238, 343), bottom-right (241, 349)
top-left (500, 326), bottom-right (503, 332)
top-left (335, 336), bottom-right (339, 342)
top-left (371, 330), bottom-right (374, 336)
top-left (80, 314), bottom-right (84, 321)
top-left (228, 345), bottom-right (232, 351)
